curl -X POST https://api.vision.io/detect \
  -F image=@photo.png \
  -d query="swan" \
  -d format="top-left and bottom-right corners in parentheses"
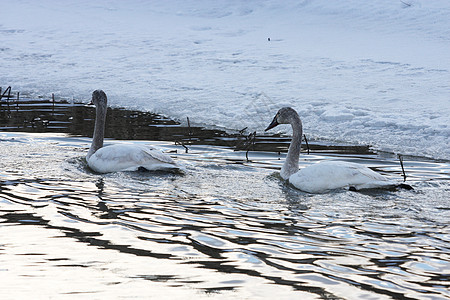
top-left (265, 107), bottom-right (411, 193)
top-left (86, 90), bottom-right (178, 173)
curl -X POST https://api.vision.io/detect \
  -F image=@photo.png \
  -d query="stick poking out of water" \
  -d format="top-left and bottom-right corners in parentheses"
top-left (52, 93), bottom-right (55, 115)
top-left (398, 154), bottom-right (407, 182)
top-left (16, 91), bottom-right (20, 112)
top-left (245, 131), bottom-right (256, 162)
top-left (0, 86), bottom-right (12, 114)
top-left (187, 116), bottom-right (193, 140)
top-left (303, 134), bottom-right (310, 155)
top-left (175, 141), bottom-right (189, 153)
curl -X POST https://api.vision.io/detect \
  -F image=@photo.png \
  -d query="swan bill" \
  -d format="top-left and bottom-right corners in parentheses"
top-left (265, 116), bottom-right (279, 131)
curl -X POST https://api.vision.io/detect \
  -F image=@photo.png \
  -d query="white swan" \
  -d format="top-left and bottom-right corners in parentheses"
top-left (265, 107), bottom-right (410, 193)
top-left (86, 90), bottom-right (178, 173)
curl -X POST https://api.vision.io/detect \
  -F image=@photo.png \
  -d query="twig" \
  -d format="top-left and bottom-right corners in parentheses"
top-left (16, 91), bottom-right (19, 112)
top-left (303, 134), bottom-right (310, 155)
top-left (0, 86), bottom-right (12, 100)
top-left (0, 86), bottom-right (12, 113)
top-left (398, 154), bottom-right (407, 182)
top-left (245, 131), bottom-right (256, 162)
top-left (238, 127), bottom-right (248, 135)
top-left (52, 93), bottom-right (55, 115)
top-left (186, 116), bottom-right (192, 140)
top-left (175, 140), bottom-right (189, 153)
top-left (400, 0), bottom-right (412, 7)
top-left (5, 86), bottom-right (11, 114)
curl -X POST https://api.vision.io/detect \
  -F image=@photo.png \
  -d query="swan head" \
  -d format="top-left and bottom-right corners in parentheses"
top-left (90, 90), bottom-right (107, 107)
top-left (265, 107), bottom-right (299, 131)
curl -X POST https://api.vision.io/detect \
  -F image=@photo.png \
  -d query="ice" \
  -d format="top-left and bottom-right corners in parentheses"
top-left (1, 0), bottom-right (449, 160)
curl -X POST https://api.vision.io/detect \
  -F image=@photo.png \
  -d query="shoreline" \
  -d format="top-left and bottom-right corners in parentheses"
top-left (0, 92), bottom-right (376, 156)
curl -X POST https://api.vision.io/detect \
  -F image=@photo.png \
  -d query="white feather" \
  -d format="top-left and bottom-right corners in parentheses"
top-left (289, 161), bottom-right (396, 193)
top-left (86, 90), bottom-right (178, 173)
top-left (266, 107), bottom-right (403, 193)
top-left (88, 144), bottom-right (177, 173)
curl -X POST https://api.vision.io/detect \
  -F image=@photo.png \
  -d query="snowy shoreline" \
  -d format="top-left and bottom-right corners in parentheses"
top-left (1, 0), bottom-right (449, 160)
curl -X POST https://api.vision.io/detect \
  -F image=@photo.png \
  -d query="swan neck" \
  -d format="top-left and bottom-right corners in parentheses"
top-left (281, 117), bottom-right (302, 180)
top-left (87, 104), bottom-right (106, 159)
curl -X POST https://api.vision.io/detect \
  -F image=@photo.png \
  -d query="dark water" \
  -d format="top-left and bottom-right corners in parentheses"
top-left (1, 96), bottom-right (449, 299)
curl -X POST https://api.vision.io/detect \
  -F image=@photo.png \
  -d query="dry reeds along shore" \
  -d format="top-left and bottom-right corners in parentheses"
top-left (1, 87), bottom-right (373, 157)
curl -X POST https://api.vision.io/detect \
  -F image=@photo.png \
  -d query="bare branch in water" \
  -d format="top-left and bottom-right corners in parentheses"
top-left (52, 93), bottom-right (55, 115)
top-left (186, 116), bottom-right (193, 140)
top-left (1, 86), bottom-right (13, 115)
top-left (303, 134), bottom-right (310, 155)
top-left (16, 91), bottom-right (20, 112)
top-left (175, 140), bottom-right (189, 153)
top-left (245, 131), bottom-right (256, 162)
top-left (398, 154), bottom-right (407, 182)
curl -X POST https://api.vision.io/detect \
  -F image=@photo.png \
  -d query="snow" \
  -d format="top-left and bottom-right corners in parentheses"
top-left (1, 0), bottom-right (449, 160)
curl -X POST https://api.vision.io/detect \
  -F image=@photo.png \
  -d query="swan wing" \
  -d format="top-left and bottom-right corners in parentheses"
top-left (87, 144), bottom-right (176, 173)
top-left (289, 161), bottom-right (395, 193)
top-left (139, 145), bottom-right (176, 164)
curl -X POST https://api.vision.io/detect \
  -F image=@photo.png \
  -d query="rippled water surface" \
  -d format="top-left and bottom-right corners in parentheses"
top-left (1, 99), bottom-right (450, 299)
top-left (1, 130), bottom-right (449, 300)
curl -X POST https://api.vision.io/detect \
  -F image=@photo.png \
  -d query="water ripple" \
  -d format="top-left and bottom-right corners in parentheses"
top-left (1, 133), bottom-right (449, 299)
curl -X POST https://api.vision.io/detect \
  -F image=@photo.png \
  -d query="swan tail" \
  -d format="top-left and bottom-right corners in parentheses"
top-left (349, 182), bottom-right (413, 191)
top-left (397, 183), bottom-right (414, 190)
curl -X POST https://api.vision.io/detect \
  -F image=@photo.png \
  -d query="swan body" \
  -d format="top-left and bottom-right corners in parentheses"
top-left (86, 90), bottom-right (178, 173)
top-left (288, 161), bottom-right (394, 193)
top-left (87, 144), bottom-right (177, 173)
top-left (265, 107), bottom-right (404, 193)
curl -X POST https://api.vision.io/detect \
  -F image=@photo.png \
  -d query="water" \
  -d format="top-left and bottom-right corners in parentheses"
top-left (1, 98), bottom-right (449, 299)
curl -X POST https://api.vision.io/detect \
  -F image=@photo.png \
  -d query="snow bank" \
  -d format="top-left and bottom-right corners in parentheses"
top-left (1, 0), bottom-right (449, 160)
